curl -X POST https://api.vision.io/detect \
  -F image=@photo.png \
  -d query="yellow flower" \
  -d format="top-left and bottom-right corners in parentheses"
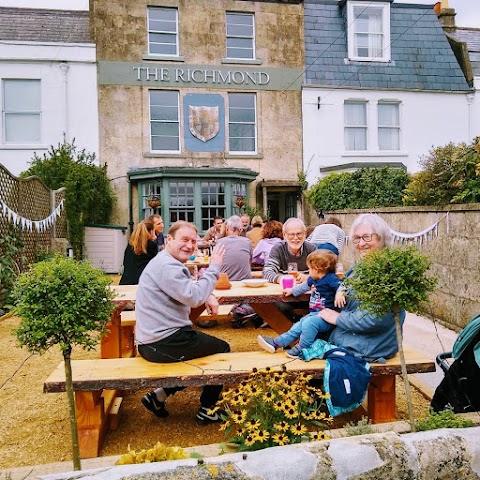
top-left (272, 433), bottom-right (289, 446)
top-left (290, 423), bottom-right (307, 436)
top-left (207, 406), bottom-right (219, 415)
top-left (273, 400), bottom-right (284, 411)
top-left (283, 406), bottom-right (298, 419)
top-left (252, 430), bottom-right (270, 443)
top-left (310, 431), bottom-right (330, 441)
top-left (232, 410), bottom-right (247, 424)
top-left (263, 391), bottom-right (275, 403)
top-left (274, 420), bottom-right (290, 432)
top-left (244, 434), bottom-right (256, 447)
top-left (246, 418), bottom-right (261, 429)
top-left (285, 398), bottom-right (298, 409)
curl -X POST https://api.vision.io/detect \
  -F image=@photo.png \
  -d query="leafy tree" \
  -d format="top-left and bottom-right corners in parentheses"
top-left (404, 143), bottom-right (463, 206)
top-left (344, 246), bottom-right (437, 432)
top-left (449, 137), bottom-right (480, 203)
top-left (307, 167), bottom-right (408, 211)
top-left (21, 139), bottom-right (115, 258)
top-left (12, 255), bottom-right (115, 470)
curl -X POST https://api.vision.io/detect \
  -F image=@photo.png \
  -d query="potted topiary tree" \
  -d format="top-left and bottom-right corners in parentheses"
top-left (344, 245), bottom-right (437, 432)
top-left (12, 255), bottom-right (115, 470)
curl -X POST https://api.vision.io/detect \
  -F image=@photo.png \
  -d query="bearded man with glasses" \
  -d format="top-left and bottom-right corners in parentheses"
top-left (263, 218), bottom-right (316, 322)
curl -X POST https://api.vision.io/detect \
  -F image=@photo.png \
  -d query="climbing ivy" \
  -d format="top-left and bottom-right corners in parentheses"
top-left (21, 139), bottom-right (115, 259)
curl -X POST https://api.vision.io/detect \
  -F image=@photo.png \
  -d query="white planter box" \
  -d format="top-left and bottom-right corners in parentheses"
top-left (84, 225), bottom-right (128, 274)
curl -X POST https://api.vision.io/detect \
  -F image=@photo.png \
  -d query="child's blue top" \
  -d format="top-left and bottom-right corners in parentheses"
top-left (292, 272), bottom-right (341, 312)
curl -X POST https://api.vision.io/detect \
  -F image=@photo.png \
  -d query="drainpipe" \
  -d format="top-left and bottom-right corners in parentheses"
top-left (467, 93), bottom-right (474, 140)
top-left (128, 177), bottom-right (134, 234)
top-left (59, 63), bottom-right (70, 140)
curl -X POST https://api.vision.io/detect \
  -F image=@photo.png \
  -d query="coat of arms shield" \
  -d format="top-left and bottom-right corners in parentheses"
top-left (188, 105), bottom-right (220, 142)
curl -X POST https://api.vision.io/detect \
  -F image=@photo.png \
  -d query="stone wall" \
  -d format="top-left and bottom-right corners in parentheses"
top-left (304, 203), bottom-right (480, 331)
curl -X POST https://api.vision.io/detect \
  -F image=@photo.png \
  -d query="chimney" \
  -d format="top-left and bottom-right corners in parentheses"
top-left (435, 0), bottom-right (456, 31)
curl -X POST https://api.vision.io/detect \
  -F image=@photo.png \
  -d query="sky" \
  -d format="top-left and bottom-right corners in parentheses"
top-left (0, 0), bottom-right (479, 28)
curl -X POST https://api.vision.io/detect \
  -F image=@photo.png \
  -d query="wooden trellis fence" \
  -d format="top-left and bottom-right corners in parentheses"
top-left (0, 163), bottom-right (67, 270)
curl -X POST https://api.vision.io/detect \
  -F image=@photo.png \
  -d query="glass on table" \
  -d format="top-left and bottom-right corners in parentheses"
top-left (287, 262), bottom-right (299, 280)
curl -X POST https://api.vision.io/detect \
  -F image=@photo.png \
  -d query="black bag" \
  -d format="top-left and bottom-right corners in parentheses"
top-left (230, 303), bottom-right (264, 329)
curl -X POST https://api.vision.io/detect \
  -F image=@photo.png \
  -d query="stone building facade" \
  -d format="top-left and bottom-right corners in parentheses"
top-left (90, 0), bottom-right (304, 232)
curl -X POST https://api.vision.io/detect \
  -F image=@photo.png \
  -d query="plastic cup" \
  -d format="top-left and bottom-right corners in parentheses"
top-left (280, 275), bottom-right (295, 289)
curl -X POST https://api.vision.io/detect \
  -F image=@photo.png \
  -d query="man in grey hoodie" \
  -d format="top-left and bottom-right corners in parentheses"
top-left (135, 220), bottom-right (230, 424)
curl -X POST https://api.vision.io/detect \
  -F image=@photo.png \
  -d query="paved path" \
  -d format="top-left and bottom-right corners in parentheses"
top-left (402, 312), bottom-right (458, 398)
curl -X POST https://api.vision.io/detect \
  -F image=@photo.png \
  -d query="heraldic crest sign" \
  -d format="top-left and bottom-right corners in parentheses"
top-left (188, 105), bottom-right (220, 142)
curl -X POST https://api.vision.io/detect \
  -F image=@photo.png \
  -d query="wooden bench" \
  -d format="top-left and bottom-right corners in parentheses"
top-left (44, 347), bottom-right (434, 458)
top-left (101, 306), bottom-right (234, 359)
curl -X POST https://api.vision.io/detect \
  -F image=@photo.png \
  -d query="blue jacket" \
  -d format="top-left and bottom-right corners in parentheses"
top-left (303, 268), bottom-right (405, 363)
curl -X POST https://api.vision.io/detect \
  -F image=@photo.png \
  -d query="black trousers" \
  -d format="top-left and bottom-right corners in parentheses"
top-left (138, 326), bottom-right (230, 408)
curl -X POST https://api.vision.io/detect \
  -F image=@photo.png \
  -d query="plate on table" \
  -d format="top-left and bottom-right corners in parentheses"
top-left (242, 279), bottom-right (268, 288)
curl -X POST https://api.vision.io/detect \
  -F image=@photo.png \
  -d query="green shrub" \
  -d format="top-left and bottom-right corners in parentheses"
top-left (416, 409), bottom-right (474, 431)
top-left (307, 166), bottom-right (408, 211)
top-left (21, 139), bottom-right (115, 259)
top-left (344, 416), bottom-right (378, 436)
top-left (0, 225), bottom-right (25, 309)
top-left (344, 245), bottom-right (437, 316)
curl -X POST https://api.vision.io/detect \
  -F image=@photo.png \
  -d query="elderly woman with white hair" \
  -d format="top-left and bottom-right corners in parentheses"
top-left (305, 213), bottom-right (405, 363)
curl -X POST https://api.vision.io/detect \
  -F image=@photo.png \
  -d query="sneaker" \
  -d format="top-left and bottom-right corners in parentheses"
top-left (285, 343), bottom-right (304, 359)
top-left (257, 335), bottom-right (278, 353)
top-left (141, 391), bottom-right (169, 418)
top-left (196, 406), bottom-right (225, 425)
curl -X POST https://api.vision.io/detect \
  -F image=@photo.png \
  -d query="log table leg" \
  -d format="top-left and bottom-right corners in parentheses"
top-left (75, 390), bottom-right (118, 458)
top-left (367, 375), bottom-right (396, 423)
top-left (249, 304), bottom-right (293, 334)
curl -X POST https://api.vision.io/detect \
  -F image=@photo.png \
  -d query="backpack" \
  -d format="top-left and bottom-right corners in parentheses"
top-left (230, 303), bottom-right (264, 329)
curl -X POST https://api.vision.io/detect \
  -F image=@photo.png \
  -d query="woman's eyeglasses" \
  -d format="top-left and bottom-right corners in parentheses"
top-left (352, 233), bottom-right (378, 244)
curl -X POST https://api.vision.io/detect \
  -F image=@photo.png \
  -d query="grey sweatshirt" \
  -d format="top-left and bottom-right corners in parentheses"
top-left (135, 250), bottom-right (221, 344)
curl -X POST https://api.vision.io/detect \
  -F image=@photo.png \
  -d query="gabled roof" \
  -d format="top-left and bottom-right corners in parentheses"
top-left (449, 27), bottom-right (480, 77)
top-left (304, 0), bottom-right (471, 91)
top-left (0, 7), bottom-right (90, 44)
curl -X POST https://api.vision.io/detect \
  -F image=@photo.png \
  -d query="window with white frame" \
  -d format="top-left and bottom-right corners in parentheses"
top-left (378, 102), bottom-right (400, 150)
top-left (228, 93), bottom-right (256, 153)
top-left (347, 2), bottom-right (390, 62)
top-left (3, 79), bottom-right (41, 143)
top-left (226, 12), bottom-right (255, 60)
top-left (149, 90), bottom-right (180, 152)
top-left (147, 7), bottom-right (178, 56)
top-left (344, 101), bottom-right (367, 151)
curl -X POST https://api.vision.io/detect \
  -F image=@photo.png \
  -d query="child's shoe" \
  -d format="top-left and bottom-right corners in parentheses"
top-left (285, 343), bottom-right (303, 359)
top-left (257, 335), bottom-right (279, 353)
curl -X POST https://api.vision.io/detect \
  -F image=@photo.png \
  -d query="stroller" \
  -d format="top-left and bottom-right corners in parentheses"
top-left (431, 312), bottom-right (480, 413)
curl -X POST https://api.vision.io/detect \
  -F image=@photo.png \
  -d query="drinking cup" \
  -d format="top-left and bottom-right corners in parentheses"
top-left (280, 275), bottom-right (295, 289)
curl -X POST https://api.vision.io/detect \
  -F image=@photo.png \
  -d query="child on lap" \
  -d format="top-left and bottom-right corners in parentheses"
top-left (258, 249), bottom-right (345, 359)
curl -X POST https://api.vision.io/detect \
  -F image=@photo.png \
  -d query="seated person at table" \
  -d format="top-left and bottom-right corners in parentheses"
top-left (240, 213), bottom-right (252, 236)
top-left (258, 249), bottom-right (345, 358)
top-left (119, 219), bottom-right (157, 285)
top-left (304, 213), bottom-right (405, 363)
top-left (136, 221), bottom-right (230, 424)
top-left (217, 215), bottom-right (252, 281)
top-left (148, 214), bottom-right (165, 252)
top-left (203, 216), bottom-right (224, 246)
top-left (262, 218), bottom-right (316, 322)
top-left (252, 220), bottom-right (283, 266)
top-left (308, 217), bottom-right (345, 256)
top-left (246, 215), bottom-right (264, 248)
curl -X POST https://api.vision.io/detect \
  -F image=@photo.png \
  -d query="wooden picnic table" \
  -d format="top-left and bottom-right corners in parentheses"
top-left (103, 280), bottom-right (306, 359)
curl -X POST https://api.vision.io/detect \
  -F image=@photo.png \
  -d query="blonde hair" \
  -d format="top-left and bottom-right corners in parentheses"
top-left (251, 215), bottom-right (263, 227)
top-left (130, 219), bottom-right (155, 255)
top-left (306, 249), bottom-right (337, 274)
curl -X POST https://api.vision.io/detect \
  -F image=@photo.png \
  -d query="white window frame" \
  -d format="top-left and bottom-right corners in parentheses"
top-left (149, 90), bottom-right (180, 153)
top-left (226, 12), bottom-right (255, 60)
top-left (377, 100), bottom-right (401, 151)
top-left (228, 92), bottom-right (257, 154)
top-left (347, 1), bottom-right (390, 62)
top-left (344, 100), bottom-right (368, 151)
top-left (2, 79), bottom-right (41, 144)
top-left (147, 7), bottom-right (179, 57)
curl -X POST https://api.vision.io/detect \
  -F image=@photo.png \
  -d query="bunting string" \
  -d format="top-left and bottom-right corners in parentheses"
top-left (1, 199), bottom-right (65, 232)
top-left (345, 213), bottom-right (449, 246)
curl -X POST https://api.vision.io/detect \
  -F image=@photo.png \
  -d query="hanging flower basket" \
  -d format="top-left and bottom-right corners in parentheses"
top-left (147, 195), bottom-right (161, 208)
top-left (235, 196), bottom-right (246, 208)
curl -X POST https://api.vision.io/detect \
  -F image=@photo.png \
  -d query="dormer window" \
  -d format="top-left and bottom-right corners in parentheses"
top-left (347, 1), bottom-right (390, 62)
